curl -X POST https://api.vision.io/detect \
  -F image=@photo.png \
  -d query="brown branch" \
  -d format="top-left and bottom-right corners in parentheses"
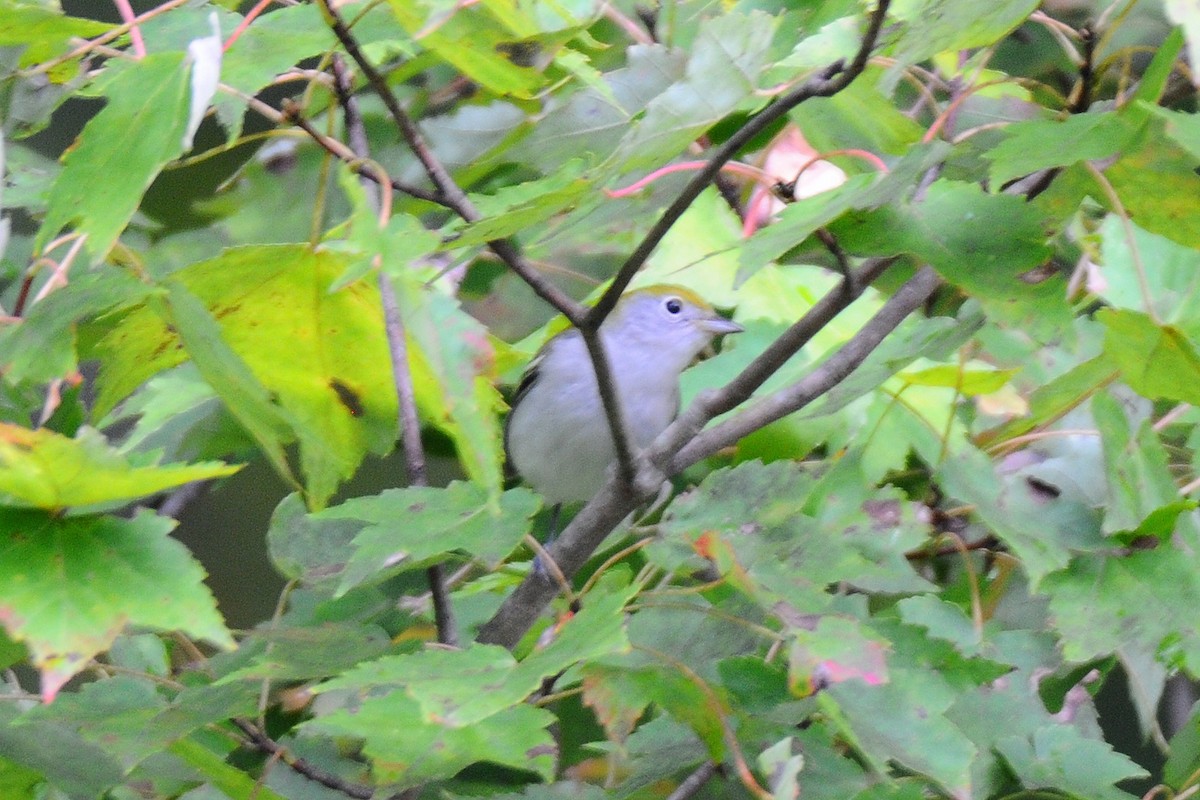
top-left (672, 267), bottom-right (941, 468)
top-left (234, 718), bottom-right (372, 799)
top-left (278, 100), bottom-right (440, 204)
top-left (584, 0), bottom-right (893, 328)
top-left (332, 56), bottom-right (458, 648)
top-left (666, 761), bottom-right (721, 800)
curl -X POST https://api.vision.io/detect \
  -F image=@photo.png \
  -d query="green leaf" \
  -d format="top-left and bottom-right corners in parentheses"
top-left (1100, 308), bottom-right (1200, 406)
top-left (0, 1), bottom-right (112, 68)
top-left (0, 270), bottom-right (157, 385)
top-left (1043, 544), bottom-right (1200, 674)
top-left (306, 696), bottom-right (556, 785)
top-left (1093, 391), bottom-right (1193, 537)
top-left (885, 0), bottom-right (1039, 85)
top-left (897, 361), bottom-right (1017, 396)
top-left (995, 725), bottom-right (1147, 800)
top-left (386, 0), bottom-right (545, 98)
top-left (317, 483), bottom-right (538, 593)
top-left (609, 12), bottom-right (778, 172)
top-left (822, 669), bottom-right (976, 796)
top-left (331, 165), bottom-right (441, 290)
top-left (214, 4), bottom-right (337, 138)
top-left (447, 160), bottom-right (595, 250)
top-left (316, 572), bottom-right (634, 723)
top-left (937, 444), bottom-right (1095, 586)
top-left (36, 54), bottom-right (191, 262)
top-left (736, 143), bottom-right (950, 284)
top-left (788, 616), bottom-right (890, 696)
top-left (1164, 701), bottom-right (1200, 790)
top-left (168, 737), bottom-right (289, 800)
top-left (93, 246), bottom-right (403, 508)
top-left (513, 46), bottom-right (686, 170)
top-left (0, 703), bottom-right (123, 798)
top-left (0, 508), bottom-right (232, 699)
top-left (1098, 214), bottom-right (1200, 338)
top-left (217, 622), bottom-right (394, 682)
top-left (1104, 119), bottom-right (1200, 250)
top-left (832, 180), bottom-right (1053, 299)
top-left (985, 110), bottom-right (1147, 187)
top-left (0, 423), bottom-right (238, 511)
top-left (652, 461), bottom-right (934, 613)
top-left (976, 354), bottom-right (1119, 448)
top-left (266, 492), bottom-right (362, 587)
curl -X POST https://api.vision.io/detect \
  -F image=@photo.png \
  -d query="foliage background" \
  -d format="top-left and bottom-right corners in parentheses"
top-left (4, 0), bottom-right (1200, 798)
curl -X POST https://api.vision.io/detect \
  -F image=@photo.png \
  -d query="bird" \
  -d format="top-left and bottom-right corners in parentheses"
top-left (504, 284), bottom-right (743, 531)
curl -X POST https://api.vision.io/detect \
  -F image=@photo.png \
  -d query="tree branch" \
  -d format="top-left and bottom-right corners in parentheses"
top-left (332, 56), bottom-right (458, 648)
top-left (671, 266), bottom-right (941, 468)
top-left (584, 0), bottom-right (892, 328)
top-left (234, 718), bottom-right (372, 799)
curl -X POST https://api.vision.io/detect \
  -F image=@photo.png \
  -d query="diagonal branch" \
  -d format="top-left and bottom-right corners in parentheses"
top-left (584, 0), bottom-right (893, 329)
top-left (331, 56), bottom-right (458, 648)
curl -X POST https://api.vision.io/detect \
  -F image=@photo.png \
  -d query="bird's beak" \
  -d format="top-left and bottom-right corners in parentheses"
top-left (697, 317), bottom-right (744, 335)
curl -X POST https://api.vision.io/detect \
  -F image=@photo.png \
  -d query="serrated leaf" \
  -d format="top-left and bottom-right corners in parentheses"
top-left (1044, 545), bottom-right (1200, 674)
top-left (0, 423), bottom-right (238, 510)
top-left (92, 245), bottom-right (402, 508)
top-left (653, 460), bottom-right (934, 613)
top-left (609, 12), bottom-right (777, 172)
top-left (1100, 308), bottom-right (1200, 406)
top-left (317, 483), bottom-right (539, 594)
top-left (995, 725), bottom-right (1147, 800)
top-left (316, 573), bottom-right (634, 724)
top-left (985, 110), bottom-right (1147, 187)
top-left (832, 180), bottom-right (1053, 299)
top-left (0, 703), bottom-right (123, 797)
top-left (886, 0), bottom-right (1039, 85)
top-left (215, 4), bottom-right (337, 138)
top-left (0, 269), bottom-right (156, 385)
top-left (936, 444), bottom-right (1081, 585)
top-left (305, 696), bottom-right (556, 786)
top-left (736, 143), bottom-right (950, 284)
top-left (0, 509), bottom-right (232, 700)
top-left (387, 0), bottom-right (545, 98)
top-left (447, 160), bottom-right (594, 250)
top-left (1098, 215), bottom-right (1200, 339)
top-left (788, 616), bottom-right (890, 697)
top-left (36, 54), bottom-right (191, 262)
top-left (976, 354), bottom-right (1119, 448)
top-left (898, 362), bottom-right (1017, 396)
top-left (1104, 118), bottom-right (1200, 249)
top-left (823, 669), bottom-right (976, 796)
top-left (1093, 391), bottom-right (1192, 537)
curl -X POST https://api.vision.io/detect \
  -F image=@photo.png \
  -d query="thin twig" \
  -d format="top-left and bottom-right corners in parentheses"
top-left (666, 761), bottom-right (720, 800)
top-left (111, 0), bottom-right (145, 58)
top-left (1084, 161), bottom-right (1158, 323)
top-left (233, 718), bottom-right (373, 799)
top-left (332, 55), bottom-right (458, 648)
top-left (585, 0), bottom-right (893, 328)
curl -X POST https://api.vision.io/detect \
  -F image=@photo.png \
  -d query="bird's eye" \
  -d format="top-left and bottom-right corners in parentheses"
top-left (665, 297), bottom-right (683, 315)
